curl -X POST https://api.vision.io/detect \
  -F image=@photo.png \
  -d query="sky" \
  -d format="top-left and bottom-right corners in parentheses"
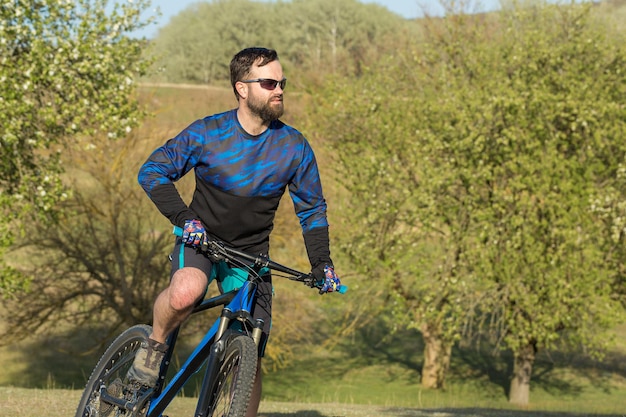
top-left (134, 0), bottom-right (502, 39)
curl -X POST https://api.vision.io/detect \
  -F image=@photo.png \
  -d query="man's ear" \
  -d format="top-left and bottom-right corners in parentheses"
top-left (236, 82), bottom-right (248, 100)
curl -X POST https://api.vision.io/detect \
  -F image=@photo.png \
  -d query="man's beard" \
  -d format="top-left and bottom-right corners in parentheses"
top-left (248, 94), bottom-right (284, 123)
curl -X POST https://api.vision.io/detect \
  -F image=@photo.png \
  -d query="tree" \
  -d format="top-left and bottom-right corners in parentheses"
top-left (0, 132), bottom-right (173, 348)
top-left (307, 57), bottom-right (476, 389)
top-left (148, 0), bottom-right (409, 85)
top-left (283, 0), bottom-right (404, 77)
top-left (471, 3), bottom-right (626, 405)
top-left (308, 0), bottom-right (626, 403)
top-left (149, 0), bottom-right (279, 84)
top-left (0, 0), bottom-right (155, 296)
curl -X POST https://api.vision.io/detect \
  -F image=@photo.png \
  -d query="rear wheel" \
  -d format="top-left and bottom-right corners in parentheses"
top-left (207, 332), bottom-right (258, 417)
top-left (75, 324), bottom-right (153, 417)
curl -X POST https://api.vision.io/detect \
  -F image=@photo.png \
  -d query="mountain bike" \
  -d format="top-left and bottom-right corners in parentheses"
top-left (75, 226), bottom-right (346, 417)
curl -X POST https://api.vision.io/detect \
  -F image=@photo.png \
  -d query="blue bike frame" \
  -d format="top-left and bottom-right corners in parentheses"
top-left (80, 226), bottom-right (346, 417)
top-left (147, 279), bottom-right (258, 417)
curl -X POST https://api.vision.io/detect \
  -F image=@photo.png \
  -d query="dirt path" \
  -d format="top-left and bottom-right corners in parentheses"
top-left (0, 387), bottom-right (622, 417)
top-left (259, 402), bottom-right (625, 417)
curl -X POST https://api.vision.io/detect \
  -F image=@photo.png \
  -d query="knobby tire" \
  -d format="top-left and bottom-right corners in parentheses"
top-left (206, 331), bottom-right (258, 417)
top-left (75, 324), bottom-right (153, 417)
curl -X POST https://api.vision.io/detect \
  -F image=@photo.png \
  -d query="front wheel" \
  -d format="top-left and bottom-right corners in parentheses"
top-left (75, 324), bottom-right (153, 417)
top-left (207, 331), bottom-right (258, 417)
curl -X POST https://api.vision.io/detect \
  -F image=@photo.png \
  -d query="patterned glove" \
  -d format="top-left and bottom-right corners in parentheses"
top-left (182, 219), bottom-right (207, 248)
top-left (313, 264), bottom-right (342, 294)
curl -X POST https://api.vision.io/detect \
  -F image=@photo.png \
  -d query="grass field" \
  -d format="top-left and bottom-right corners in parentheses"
top-left (2, 84), bottom-right (626, 417)
top-left (1, 324), bottom-right (624, 416)
top-left (1, 387), bottom-right (625, 417)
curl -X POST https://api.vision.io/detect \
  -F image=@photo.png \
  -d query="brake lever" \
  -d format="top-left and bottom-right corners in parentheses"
top-left (203, 240), bottom-right (226, 262)
top-left (301, 274), bottom-right (314, 287)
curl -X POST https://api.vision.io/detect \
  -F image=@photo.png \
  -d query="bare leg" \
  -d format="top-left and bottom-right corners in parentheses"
top-left (246, 359), bottom-right (262, 417)
top-left (150, 267), bottom-right (208, 343)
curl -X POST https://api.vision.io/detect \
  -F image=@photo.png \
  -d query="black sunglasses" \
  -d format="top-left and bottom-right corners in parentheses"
top-left (241, 78), bottom-right (287, 91)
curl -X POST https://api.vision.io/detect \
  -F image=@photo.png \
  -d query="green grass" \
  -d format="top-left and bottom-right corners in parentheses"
top-left (261, 351), bottom-right (626, 415)
top-left (260, 324), bottom-right (626, 415)
top-left (2, 387), bottom-right (625, 417)
top-left (1, 278), bottom-right (624, 415)
top-left (2, 323), bottom-right (624, 415)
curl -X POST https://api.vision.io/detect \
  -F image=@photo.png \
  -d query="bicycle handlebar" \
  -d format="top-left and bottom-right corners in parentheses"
top-left (172, 226), bottom-right (347, 294)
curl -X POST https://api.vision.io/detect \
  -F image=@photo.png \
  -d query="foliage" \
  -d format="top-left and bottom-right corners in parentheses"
top-left (148, 0), bottom-right (276, 85)
top-left (0, 133), bottom-right (173, 348)
top-left (307, 17), bottom-right (490, 388)
top-left (308, 0), bottom-right (626, 400)
top-left (147, 0), bottom-right (411, 85)
top-left (461, 2), bottom-right (626, 358)
top-left (1, 0), bottom-right (625, 404)
top-left (0, 0), bottom-right (155, 296)
top-left (279, 0), bottom-right (407, 78)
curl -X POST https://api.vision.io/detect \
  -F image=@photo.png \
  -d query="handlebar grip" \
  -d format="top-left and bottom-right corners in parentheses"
top-left (173, 226), bottom-right (183, 237)
top-left (337, 285), bottom-right (348, 294)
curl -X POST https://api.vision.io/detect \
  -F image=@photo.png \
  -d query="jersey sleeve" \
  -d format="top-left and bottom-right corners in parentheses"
top-left (288, 139), bottom-right (332, 268)
top-left (137, 120), bottom-right (205, 227)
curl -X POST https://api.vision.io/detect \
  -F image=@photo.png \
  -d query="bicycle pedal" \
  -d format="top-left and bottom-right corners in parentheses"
top-left (100, 378), bottom-right (124, 417)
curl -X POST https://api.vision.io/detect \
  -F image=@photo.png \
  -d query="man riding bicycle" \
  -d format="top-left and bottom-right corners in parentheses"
top-left (129, 47), bottom-right (339, 417)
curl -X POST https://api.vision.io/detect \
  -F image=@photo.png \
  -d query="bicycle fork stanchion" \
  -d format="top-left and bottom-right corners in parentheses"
top-left (215, 308), bottom-right (232, 342)
top-left (252, 319), bottom-right (264, 347)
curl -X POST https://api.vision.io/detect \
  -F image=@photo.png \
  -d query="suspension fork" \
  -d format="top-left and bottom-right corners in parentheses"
top-left (195, 280), bottom-right (262, 416)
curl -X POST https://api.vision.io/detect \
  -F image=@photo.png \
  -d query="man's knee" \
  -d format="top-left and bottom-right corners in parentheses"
top-left (168, 267), bottom-right (208, 311)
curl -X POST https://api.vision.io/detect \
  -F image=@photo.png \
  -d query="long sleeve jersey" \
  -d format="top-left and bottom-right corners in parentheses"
top-left (138, 109), bottom-right (331, 266)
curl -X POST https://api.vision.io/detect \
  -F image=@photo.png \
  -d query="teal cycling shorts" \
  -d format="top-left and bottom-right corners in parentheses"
top-left (171, 239), bottom-right (272, 356)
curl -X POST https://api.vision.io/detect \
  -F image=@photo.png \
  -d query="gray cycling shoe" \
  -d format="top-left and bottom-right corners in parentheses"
top-left (126, 338), bottom-right (169, 387)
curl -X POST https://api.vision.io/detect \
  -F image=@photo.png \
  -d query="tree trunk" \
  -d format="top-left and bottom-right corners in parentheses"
top-left (420, 322), bottom-right (452, 389)
top-left (509, 342), bottom-right (537, 406)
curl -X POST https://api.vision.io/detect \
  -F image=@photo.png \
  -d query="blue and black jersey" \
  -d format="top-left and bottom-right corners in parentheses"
top-left (138, 109), bottom-right (331, 267)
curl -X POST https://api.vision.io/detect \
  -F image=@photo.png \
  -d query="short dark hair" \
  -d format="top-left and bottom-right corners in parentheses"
top-left (230, 47), bottom-right (279, 99)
